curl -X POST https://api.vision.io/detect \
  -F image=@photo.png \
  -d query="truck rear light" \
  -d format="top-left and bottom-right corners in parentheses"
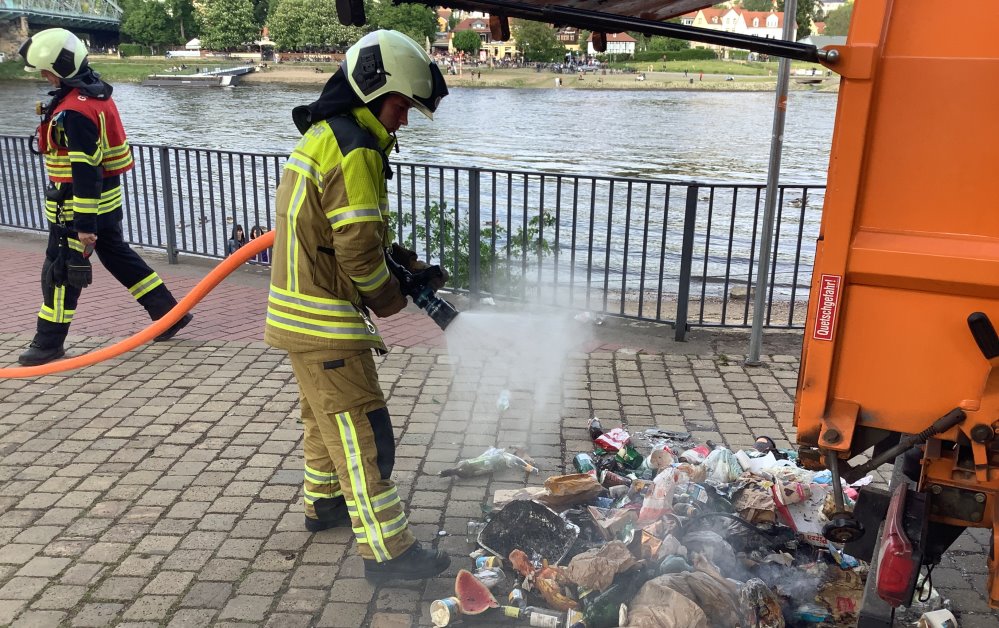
top-left (876, 482), bottom-right (918, 606)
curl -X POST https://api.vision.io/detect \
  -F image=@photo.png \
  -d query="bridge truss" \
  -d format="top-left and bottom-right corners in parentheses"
top-left (0, 0), bottom-right (122, 31)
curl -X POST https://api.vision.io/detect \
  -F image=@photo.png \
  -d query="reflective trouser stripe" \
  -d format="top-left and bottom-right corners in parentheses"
top-left (304, 463), bottom-right (342, 504)
top-left (336, 410), bottom-right (391, 562)
top-left (128, 272), bottom-right (163, 300)
top-left (38, 289), bottom-right (74, 323)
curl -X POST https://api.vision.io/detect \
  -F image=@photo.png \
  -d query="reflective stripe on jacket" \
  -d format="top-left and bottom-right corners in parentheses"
top-left (265, 106), bottom-right (402, 353)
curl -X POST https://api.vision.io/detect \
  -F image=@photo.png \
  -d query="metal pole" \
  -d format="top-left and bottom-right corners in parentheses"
top-left (674, 184), bottom-right (699, 342)
top-left (468, 167), bottom-right (481, 300)
top-left (159, 146), bottom-right (179, 264)
top-left (747, 0), bottom-right (797, 365)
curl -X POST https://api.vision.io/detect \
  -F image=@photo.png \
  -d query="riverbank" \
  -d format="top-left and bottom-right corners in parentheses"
top-left (246, 64), bottom-right (839, 92)
top-left (0, 58), bottom-right (839, 93)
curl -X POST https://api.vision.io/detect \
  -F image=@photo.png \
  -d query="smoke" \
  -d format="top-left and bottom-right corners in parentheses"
top-left (443, 307), bottom-right (593, 415)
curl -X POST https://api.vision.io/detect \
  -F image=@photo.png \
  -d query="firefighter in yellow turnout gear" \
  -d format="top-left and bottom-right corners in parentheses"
top-left (265, 30), bottom-right (450, 580)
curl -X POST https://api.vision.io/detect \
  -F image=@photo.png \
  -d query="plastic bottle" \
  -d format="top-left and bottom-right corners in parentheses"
top-left (440, 448), bottom-right (538, 478)
top-left (573, 453), bottom-right (597, 473)
top-left (502, 451), bottom-right (540, 475)
top-left (508, 588), bottom-right (527, 610)
top-left (588, 417), bottom-right (604, 441)
top-left (497, 389), bottom-right (511, 411)
top-left (440, 448), bottom-right (510, 478)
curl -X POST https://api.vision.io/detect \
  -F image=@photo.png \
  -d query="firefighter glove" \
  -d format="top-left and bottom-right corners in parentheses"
top-left (390, 243), bottom-right (449, 290)
top-left (66, 253), bottom-right (92, 289)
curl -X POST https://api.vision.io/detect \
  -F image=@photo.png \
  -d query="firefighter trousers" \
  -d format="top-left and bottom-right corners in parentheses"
top-left (290, 347), bottom-right (415, 562)
top-left (34, 219), bottom-right (180, 348)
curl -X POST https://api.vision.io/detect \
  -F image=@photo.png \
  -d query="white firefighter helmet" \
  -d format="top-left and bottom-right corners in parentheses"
top-left (343, 29), bottom-right (448, 120)
top-left (19, 28), bottom-right (89, 79)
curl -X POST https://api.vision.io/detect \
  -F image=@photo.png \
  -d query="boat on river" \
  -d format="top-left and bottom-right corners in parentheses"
top-left (142, 66), bottom-right (255, 87)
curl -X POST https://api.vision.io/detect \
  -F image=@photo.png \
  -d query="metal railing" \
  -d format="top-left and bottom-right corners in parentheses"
top-left (0, 135), bottom-right (824, 339)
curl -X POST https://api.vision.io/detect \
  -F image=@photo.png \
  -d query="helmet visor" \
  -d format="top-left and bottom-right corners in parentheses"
top-left (409, 62), bottom-right (448, 119)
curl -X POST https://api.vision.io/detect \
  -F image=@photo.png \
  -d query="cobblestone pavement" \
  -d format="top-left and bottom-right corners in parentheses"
top-left (1, 230), bottom-right (997, 627)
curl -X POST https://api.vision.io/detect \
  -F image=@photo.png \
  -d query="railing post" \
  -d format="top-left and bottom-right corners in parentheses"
top-left (468, 167), bottom-right (481, 299)
top-left (675, 184), bottom-right (699, 341)
top-left (159, 146), bottom-right (178, 264)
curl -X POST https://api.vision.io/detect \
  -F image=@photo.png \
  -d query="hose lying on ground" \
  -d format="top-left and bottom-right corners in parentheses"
top-left (0, 230), bottom-right (274, 379)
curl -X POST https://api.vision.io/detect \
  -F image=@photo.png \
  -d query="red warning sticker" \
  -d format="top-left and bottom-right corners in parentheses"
top-left (813, 274), bottom-right (842, 341)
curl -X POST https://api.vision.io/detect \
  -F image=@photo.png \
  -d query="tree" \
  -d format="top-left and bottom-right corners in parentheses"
top-left (824, 2), bottom-right (852, 36)
top-left (740, 0), bottom-right (775, 11)
top-left (645, 35), bottom-right (689, 52)
top-left (199, 0), bottom-right (259, 50)
top-left (252, 0), bottom-right (269, 29)
top-left (269, 0), bottom-right (365, 50)
top-left (121, 0), bottom-right (178, 52)
top-left (510, 19), bottom-right (564, 62)
top-left (166, 0), bottom-right (198, 42)
top-left (369, 3), bottom-right (437, 46)
top-left (451, 29), bottom-right (481, 56)
top-left (776, 0), bottom-right (817, 38)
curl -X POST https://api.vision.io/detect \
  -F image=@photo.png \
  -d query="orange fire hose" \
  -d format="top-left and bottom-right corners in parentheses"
top-left (0, 230), bottom-right (275, 379)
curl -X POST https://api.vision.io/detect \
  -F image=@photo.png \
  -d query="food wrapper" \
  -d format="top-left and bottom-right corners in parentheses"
top-left (594, 428), bottom-right (631, 452)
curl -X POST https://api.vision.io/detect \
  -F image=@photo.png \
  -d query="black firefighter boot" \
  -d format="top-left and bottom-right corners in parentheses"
top-left (18, 341), bottom-right (66, 366)
top-left (143, 291), bottom-right (193, 342)
top-left (20, 321), bottom-right (67, 366)
top-left (305, 497), bottom-right (351, 532)
top-left (364, 541), bottom-right (450, 581)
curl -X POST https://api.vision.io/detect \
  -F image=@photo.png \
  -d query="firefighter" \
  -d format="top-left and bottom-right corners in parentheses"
top-left (16, 29), bottom-right (193, 366)
top-left (265, 30), bottom-right (450, 580)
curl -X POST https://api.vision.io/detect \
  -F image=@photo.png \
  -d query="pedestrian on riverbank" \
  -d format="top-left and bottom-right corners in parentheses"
top-left (15, 28), bottom-right (192, 366)
top-left (227, 224), bottom-right (246, 256)
top-left (249, 225), bottom-right (269, 264)
top-left (265, 29), bottom-right (451, 581)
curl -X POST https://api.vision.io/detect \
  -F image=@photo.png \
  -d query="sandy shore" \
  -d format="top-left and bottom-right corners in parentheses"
top-left (241, 65), bottom-right (840, 92)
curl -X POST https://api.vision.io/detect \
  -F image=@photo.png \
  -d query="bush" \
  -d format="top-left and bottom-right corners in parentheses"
top-left (395, 201), bottom-right (557, 296)
top-left (662, 48), bottom-right (717, 61)
top-left (118, 43), bottom-right (145, 57)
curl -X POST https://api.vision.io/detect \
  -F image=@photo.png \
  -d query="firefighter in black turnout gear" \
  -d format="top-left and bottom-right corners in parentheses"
top-left (17, 29), bottom-right (192, 366)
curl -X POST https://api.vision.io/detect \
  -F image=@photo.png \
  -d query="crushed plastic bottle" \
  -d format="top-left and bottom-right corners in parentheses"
top-left (497, 389), bottom-right (511, 412)
top-left (440, 447), bottom-right (539, 478)
top-left (574, 311), bottom-right (605, 325)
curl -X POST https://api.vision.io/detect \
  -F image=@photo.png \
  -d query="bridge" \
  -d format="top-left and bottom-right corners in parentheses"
top-left (0, 0), bottom-right (122, 31)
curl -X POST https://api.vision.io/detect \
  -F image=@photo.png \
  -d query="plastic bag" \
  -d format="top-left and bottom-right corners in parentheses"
top-left (637, 469), bottom-right (676, 524)
top-left (703, 448), bottom-right (743, 484)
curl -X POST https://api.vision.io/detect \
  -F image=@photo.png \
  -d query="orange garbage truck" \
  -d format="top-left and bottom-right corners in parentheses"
top-left (342, 0), bottom-right (998, 623)
top-left (792, 0), bottom-right (999, 623)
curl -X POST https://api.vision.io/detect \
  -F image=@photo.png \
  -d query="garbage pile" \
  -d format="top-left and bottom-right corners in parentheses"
top-left (431, 419), bottom-right (950, 627)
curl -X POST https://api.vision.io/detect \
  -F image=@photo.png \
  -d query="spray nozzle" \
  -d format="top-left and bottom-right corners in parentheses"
top-left (385, 253), bottom-right (459, 331)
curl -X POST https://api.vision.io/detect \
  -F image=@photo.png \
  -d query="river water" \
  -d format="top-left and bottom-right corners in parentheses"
top-left (0, 81), bottom-right (836, 181)
top-left (0, 80), bottom-right (837, 315)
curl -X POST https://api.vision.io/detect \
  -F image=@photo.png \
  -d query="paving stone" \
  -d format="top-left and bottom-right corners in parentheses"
top-left (316, 602), bottom-right (369, 628)
top-left (28, 584), bottom-right (86, 610)
top-left (122, 595), bottom-right (176, 621)
top-left (142, 571), bottom-right (195, 596)
top-left (10, 610), bottom-right (68, 628)
top-left (70, 603), bottom-right (125, 627)
top-left (181, 582), bottom-right (232, 609)
top-left (218, 595), bottom-right (271, 621)
top-left (165, 609), bottom-right (216, 628)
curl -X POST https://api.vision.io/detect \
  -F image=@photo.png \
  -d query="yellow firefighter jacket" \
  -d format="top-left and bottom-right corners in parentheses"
top-left (265, 106), bottom-right (406, 353)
